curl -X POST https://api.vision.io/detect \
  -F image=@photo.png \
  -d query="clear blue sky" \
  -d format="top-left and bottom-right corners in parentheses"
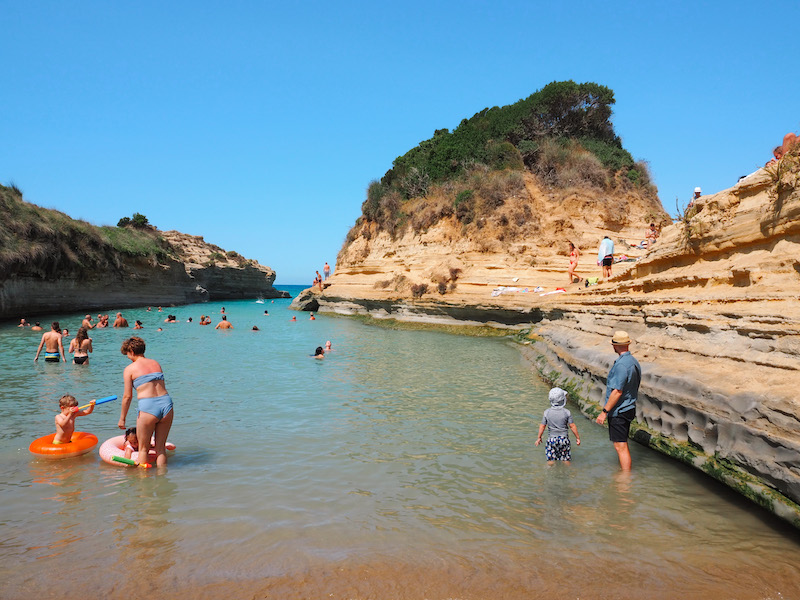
top-left (2, 1), bottom-right (798, 285)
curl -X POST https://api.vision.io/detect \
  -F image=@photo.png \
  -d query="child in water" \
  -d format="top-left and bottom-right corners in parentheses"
top-left (53, 394), bottom-right (95, 444)
top-left (535, 387), bottom-right (580, 465)
top-left (123, 427), bottom-right (139, 459)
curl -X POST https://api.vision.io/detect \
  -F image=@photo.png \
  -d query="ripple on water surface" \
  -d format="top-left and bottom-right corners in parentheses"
top-left (1, 296), bottom-right (799, 599)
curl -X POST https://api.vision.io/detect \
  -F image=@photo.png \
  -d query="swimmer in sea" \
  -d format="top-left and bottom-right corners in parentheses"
top-left (313, 346), bottom-right (325, 359)
top-left (34, 322), bottom-right (66, 363)
top-left (290, 316), bottom-right (296, 322)
top-left (68, 326), bottom-right (93, 365)
top-left (31, 322), bottom-right (42, 331)
top-left (324, 340), bottom-right (332, 352)
top-left (252, 325), bottom-right (260, 331)
top-left (134, 320), bottom-right (143, 329)
top-left (18, 318), bottom-right (29, 327)
top-left (215, 315), bottom-right (233, 329)
top-left (119, 336), bottom-right (174, 467)
top-left (310, 313), bottom-right (316, 320)
top-left (54, 394), bottom-right (95, 444)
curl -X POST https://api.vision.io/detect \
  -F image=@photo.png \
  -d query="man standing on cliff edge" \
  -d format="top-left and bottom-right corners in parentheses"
top-left (596, 331), bottom-right (641, 470)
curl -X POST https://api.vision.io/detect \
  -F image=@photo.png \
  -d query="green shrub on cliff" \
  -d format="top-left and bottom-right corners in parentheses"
top-left (354, 81), bottom-right (654, 239)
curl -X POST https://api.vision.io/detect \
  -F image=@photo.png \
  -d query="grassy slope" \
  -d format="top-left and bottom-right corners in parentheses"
top-left (0, 184), bottom-right (172, 279)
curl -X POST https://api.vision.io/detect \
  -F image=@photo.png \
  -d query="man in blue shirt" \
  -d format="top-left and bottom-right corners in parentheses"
top-left (595, 330), bottom-right (641, 470)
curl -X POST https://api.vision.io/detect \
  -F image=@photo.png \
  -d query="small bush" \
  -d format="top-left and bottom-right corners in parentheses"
top-left (411, 283), bottom-right (428, 298)
top-left (449, 267), bottom-right (462, 281)
top-left (437, 282), bottom-right (448, 294)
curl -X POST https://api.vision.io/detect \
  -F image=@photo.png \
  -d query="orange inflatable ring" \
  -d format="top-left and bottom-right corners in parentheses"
top-left (98, 435), bottom-right (176, 467)
top-left (29, 432), bottom-right (98, 459)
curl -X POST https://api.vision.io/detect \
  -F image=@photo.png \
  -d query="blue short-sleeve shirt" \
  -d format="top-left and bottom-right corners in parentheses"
top-left (605, 352), bottom-right (641, 416)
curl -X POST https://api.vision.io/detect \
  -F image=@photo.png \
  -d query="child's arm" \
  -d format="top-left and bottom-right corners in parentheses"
top-left (72, 400), bottom-right (96, 417)
top-left (124, 445), bottom-right (134, 459)
top-left (535, 423), bottom-right (546, 446)
top-left (55, 412), bottom-right (68, 429)
top-left (569, 422), bottom-right (581, 445)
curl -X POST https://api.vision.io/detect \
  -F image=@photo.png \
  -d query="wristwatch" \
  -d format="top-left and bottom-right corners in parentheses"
top-left (601, 408), bottom-right (609, 414)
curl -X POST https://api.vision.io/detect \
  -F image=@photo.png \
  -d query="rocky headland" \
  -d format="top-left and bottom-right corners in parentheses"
top-left (292, 103), bottom-right (800, 526)
top-left (0, 185), bottom-right (288, 319)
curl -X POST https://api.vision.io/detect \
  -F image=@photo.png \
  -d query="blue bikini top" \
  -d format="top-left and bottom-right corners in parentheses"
top-left (133, 372), bottom-right (165, 389)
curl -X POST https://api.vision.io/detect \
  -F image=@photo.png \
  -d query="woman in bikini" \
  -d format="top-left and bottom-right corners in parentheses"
top-left (568, 241), bottom-right (581, 284)
top-left (69, 326), bottom-right (93, 365)
top-left (118, 336), bottom-right (174, 466)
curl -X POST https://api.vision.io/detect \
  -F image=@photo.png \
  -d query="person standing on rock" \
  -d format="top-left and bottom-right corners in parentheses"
top-left (567, 241), bottom-right (581, 284)
top-left (597, 236), bottom-right (614, 279)
top-left (323, 262), bottom-right (331, 280)
top-left (595, 331), bottom-right (641, 471)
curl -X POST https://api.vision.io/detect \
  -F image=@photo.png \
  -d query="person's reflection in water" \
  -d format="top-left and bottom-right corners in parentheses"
top-left (110, 473), bottom-right (179, 591)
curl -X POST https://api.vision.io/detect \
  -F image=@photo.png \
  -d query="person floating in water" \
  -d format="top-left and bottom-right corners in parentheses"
top-left (54, 394), bottom-right (95, 444)
top-left (535, 387), bottom-right (580, 465)
top-left (34, 322), bottom-right (66, 363)
top-left (123, 427), bottom-right (139, 459)
top-left (313, 346), bottom-right (325, 359)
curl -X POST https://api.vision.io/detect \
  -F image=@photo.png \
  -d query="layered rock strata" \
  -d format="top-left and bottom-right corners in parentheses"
top-left (0, 230), bottom-right (288, 319)
top-left (293, 166), bottom-right (800, 527)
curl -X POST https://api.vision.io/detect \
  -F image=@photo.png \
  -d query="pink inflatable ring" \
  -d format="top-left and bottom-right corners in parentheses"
top-left (98, 435), bottom-right (176, 467)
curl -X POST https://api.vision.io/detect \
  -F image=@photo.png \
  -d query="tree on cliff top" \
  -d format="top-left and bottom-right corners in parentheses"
top-left (117, 212), bottom-right (151, 228)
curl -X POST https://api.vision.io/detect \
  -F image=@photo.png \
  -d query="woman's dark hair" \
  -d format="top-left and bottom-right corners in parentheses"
top-left (314, 346), bottom-right (324, 356)
top-left (121, 336), bottom-right (146, 356)
top-left (75, 327), bottom-right (88, 345)
top-left (125, 427), bottom-right (137, 438)
top-left (52, 321), bottom-right (61, 333)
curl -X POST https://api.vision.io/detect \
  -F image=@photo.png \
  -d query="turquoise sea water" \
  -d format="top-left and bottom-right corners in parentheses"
top-left (1, 287), bottom-right (799, 599)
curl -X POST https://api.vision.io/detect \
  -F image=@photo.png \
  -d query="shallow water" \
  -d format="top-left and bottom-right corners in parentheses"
top-left (2, 290), bottom-right (799, 599)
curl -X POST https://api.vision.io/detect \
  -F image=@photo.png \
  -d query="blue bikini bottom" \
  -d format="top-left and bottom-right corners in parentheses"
top-left (138, 394), bottom-right (173, 420)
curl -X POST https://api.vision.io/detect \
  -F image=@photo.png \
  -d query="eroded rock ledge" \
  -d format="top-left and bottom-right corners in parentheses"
top-left (292, 166), bottom-right (800, 528)
top-left (0, 230), bottom-right (288, 319)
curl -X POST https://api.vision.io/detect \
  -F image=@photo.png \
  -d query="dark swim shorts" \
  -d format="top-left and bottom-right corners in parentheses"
top-left (609, 408), bottom-right (636, 442)
top-left (602, 256), bottom-right (613, 267)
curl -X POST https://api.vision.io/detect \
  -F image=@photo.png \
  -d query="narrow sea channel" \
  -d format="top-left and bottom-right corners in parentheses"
top-left (1, 289), bottom-right (798, 599)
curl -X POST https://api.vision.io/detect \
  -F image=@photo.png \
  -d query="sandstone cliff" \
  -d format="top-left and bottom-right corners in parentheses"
top-left (0, 188), bottom-right (287, 319)
top-left (293, 158), bottom-right (800, 528)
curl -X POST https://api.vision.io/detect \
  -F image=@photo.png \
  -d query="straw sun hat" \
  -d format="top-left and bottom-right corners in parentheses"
top-left (611, 330), bottom-right (632, 345)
